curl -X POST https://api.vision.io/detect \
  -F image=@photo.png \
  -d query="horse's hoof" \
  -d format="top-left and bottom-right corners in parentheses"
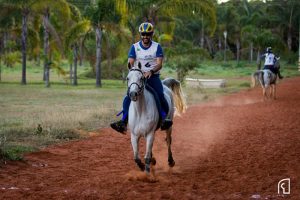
top-left (151, 157), bottom-right (156, 165)
top-left (145, 166), bottom-right (150, 174)
top-left (168, 160), bottom-right (175, 167)
top-left (135, 159), bottom-right (145, 171)
top-left (138, 163), bottom-right (145, 171)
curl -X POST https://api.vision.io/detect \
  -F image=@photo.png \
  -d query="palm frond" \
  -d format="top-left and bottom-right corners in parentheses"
top-left (64, 19), bottom-right (91, 49)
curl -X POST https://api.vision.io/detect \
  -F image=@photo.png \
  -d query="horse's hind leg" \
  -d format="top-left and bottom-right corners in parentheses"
top-left (150, 152), bottom-right (156, 165)
top-left (262, 87), bottom-right (267, 101)
top-left (166, 128), bottom-right (175, 167)
top-left (272, 85), bottom-right (276, 99)
top-left (144, 132), bottom-right (155, 174)
top-left (131, 134), bottom-right (145, 171)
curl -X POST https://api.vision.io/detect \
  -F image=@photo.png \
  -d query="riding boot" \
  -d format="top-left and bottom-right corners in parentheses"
top-left (110, 114), bottom-right (128, 134)
top-left (160, 111), bottom-right (173, 130)
top-left (161, 119), bottom-right (173, 130)
top-left (278, 71), bottom-right (283, 79)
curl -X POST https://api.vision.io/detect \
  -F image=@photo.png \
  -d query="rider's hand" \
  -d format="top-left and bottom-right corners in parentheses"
top-left (144, 71), bottom-right (152, 79)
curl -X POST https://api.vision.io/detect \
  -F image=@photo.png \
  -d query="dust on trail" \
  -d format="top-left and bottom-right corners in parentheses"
top-left (1, 77), bottom-right (300, 200)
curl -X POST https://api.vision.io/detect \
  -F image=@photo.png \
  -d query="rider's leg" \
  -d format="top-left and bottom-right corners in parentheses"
top-left (277, 70), bottom-right (283, 79)
top-left (147, 74), bottom-right (173, 130)
top-left (110, 96), bottom-right (130, 133)
top-left (275, 67), bottom-right (283, 79)
top-left (271, 65), bottom-right (283, 79)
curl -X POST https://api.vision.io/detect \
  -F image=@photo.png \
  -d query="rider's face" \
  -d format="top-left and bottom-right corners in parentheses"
top-left (141, 32), bottom-right (152, 45)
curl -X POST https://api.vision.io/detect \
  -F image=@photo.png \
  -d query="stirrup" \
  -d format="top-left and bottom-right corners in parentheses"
top-left (161, 119), bottom-right (173, 130)
top-left (110, 120), bottom-right (127, 134)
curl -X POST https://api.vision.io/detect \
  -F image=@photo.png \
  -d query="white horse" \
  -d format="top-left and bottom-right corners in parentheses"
top-left (251, 69), bottom-right (277, 100)
top-left (127, 62), bottom-right (186, 173)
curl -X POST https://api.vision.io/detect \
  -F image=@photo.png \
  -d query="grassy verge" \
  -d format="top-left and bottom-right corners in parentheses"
top-left (0, 60), bottom-right (299, 162)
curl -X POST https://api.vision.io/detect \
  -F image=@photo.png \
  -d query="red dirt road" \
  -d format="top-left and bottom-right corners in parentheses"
top-left (1, 77), bottom-right (300, 200)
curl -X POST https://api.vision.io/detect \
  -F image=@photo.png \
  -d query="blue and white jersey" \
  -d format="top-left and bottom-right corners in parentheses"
top-left (263, 53), bottom-right (276, 65)
top-left (128, 41), bottom-right (163, 73)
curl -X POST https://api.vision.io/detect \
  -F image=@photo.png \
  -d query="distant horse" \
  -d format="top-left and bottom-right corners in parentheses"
top-left (251, 60), bottom-right (280, 100)
top-left (127, 62), bottom-right (186, 174)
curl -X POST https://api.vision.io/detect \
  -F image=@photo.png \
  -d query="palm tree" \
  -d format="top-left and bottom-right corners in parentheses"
top-left (0, 0), bottom-right (70, 86)
top-left (0, 0), bottom-right (34, 85)
top-left (266, 0), bottom-right (300, 51)
top-left (84, 0), bottom-right (121, 87)
top-left (117, 0), bottom-right (216, 49)
top-left (32, 0), bottom-right (71, 87)
top-left (65, 19), bottom-right (91, 85)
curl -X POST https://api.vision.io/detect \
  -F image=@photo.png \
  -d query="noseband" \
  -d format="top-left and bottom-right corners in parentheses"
top-left (127, 68), bottom-right (146, 97)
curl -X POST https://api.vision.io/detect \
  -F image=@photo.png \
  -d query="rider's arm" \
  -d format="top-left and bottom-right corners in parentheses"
top-left (260, 53), bottom-right (266, 60)
top-left (128, 45), bottom-right (136, 69)
top-left (150, 44), bottom-right (164, 74)
top-left (128, 58), bottom-right (135, 68)
top-left (151, 57), bottom-right (163, 73)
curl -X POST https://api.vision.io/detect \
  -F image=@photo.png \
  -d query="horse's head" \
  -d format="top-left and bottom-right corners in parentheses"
top-left (127, 62), bottom-right (145, 101)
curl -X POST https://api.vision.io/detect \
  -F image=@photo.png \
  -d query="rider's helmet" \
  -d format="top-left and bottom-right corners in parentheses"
top-left (139, 22), bottom-right (154, 35)
top-left (266, 47), bottom-right (272, 53)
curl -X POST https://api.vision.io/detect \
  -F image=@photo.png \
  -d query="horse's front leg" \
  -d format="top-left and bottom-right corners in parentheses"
top-left (131, 133), bottom-right (145, 171)
top-left (144, 132), bottom-right (155, 174)
top-left (166, 128), bottom-right (175, 167)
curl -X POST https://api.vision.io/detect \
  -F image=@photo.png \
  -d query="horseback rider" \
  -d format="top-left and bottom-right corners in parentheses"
top-left (261, 47), bottom-right (283, 79)
top-left (110, 22), bottom-right (173, 134)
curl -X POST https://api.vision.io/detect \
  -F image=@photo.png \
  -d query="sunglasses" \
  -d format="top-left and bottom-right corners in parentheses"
top-left (141, 32), bottom-right (153, 36)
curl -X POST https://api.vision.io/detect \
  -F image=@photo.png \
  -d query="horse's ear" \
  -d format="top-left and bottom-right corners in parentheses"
top-left (127, 62), bottom-right (131, 70)
top-left (138, 62), bottom-right (142, 69)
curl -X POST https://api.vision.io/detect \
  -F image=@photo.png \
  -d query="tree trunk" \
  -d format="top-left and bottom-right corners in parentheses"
top-left (200, 15), bottom-right (204, 48)
top-left (43, 9), bottom-right (50, 87)
top-left (256, 50), bottom-right (261, 70)
top-left (95, 26), bottom-right (102, 87)
top-left (73, 45), bottom-right (78, 86)
top-left (250, 42), bottom-right (253, 62)
top-left (79, 39), bottom-right (83, 66)
top-left (105, 34), bottom-right (112, 78)
top-left (0, 56), bottom-right (2, 82)
top-left (287, 27), bottom-right (292, 51)
top-left (70, 63), bottom-right (73, 84)
top-left (298, 20), bottom-right (300, 71)
top-left (3, 32), bottom-right (8, 67)
top-left (287, 6), bottom-right (294, 51)
top-left (37, 53), bottom-right (41, 67)
top-left (205, 36), bottom-right (213, 55)
top-left (218, 35), bottom-right (222, 51)
top-left (21, 11), bottom-right (28, 85)
top-left (236, 39), bottom-right (240, 63)
top-left (0, 37), bottom-right (2, 81)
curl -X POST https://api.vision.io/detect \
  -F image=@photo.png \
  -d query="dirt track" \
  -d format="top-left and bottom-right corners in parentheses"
top-left (1, 77), bottom-right (300, 200)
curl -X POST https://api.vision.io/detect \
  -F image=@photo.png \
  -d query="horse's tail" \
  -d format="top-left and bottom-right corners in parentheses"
top-left (162, 78), bottom-right (187, 116)
top-left (251, 70), bottom-right (264, 88)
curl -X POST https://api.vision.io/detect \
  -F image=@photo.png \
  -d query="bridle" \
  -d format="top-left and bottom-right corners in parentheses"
top-left (127, 68), bottom-right (146, 97)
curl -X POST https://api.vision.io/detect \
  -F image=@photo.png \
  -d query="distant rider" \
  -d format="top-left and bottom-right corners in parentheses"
top-left (261, 47), bottom-right (283, 79)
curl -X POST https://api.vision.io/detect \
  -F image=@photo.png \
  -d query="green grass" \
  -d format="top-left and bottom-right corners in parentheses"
top-left (0, 59), bottom-right (299, 161)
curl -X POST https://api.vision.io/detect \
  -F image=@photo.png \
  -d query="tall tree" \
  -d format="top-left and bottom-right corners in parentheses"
top-left (84, 0), bottom-right (121, 87)
top-left (65, 19), bottom-right (91, 85)
top-left (0, 0), bottom-right (33, 85)
top-left (32, 0), bottom-right (71, 87)
top-left (117, 0), bottom-right (216, 48)
top-left (266, 0), bottom-right (300, 52)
